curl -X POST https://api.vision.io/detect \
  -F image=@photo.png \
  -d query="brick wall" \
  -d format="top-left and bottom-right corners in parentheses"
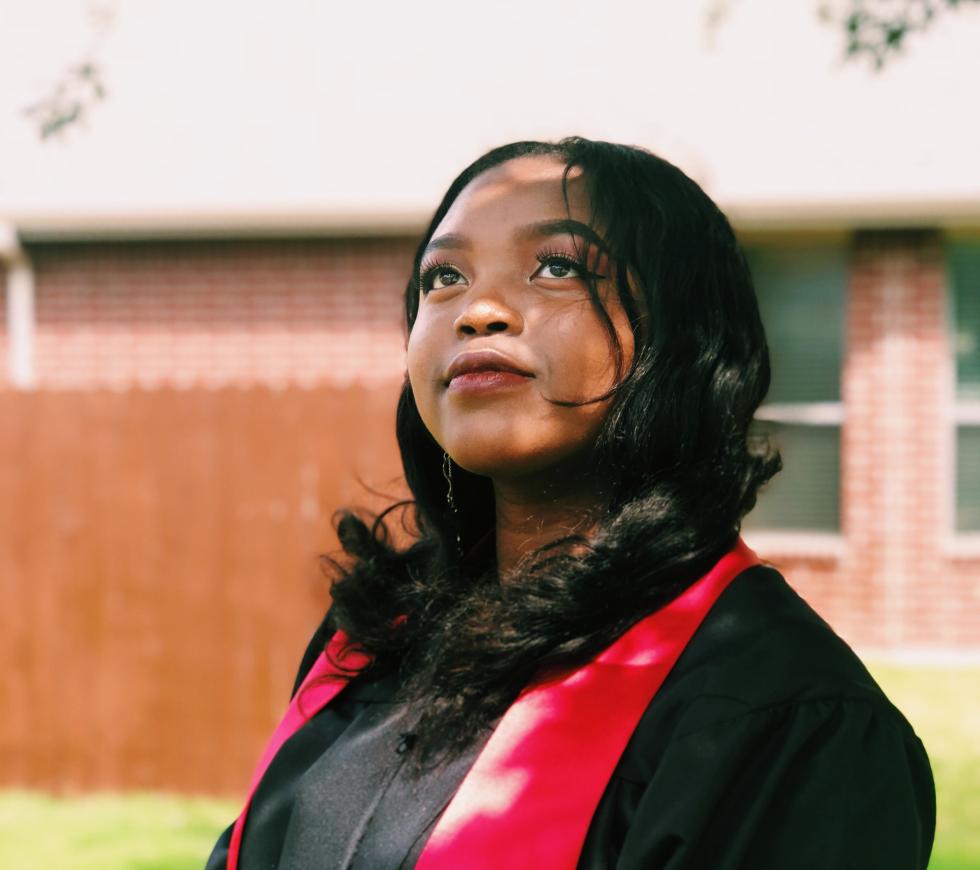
top-left (26, 237), bottom-right (416, 390)
top-left (1, 229), bottom-right (978, 795)
top-left (768, 230), bottom-right (980, 651)
top-left (3, 231), bottom-right (978, 661)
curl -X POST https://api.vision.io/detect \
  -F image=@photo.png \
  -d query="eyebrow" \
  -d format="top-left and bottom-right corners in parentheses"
top-left (421, 219), bottom-right (609, 258)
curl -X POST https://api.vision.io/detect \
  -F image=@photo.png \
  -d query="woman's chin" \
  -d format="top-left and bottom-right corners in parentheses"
top-left (447, 447), bottom-right (535, 478)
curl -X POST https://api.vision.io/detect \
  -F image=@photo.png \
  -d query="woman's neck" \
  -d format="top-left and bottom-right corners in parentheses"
top-left (491, 467), bottom-right (607, 580)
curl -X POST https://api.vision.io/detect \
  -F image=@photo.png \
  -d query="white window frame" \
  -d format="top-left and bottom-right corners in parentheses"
top-left (741, 402), bottom-right (846, 559)
top-left (942, 238), bottom-right (980, 556)
top-left (736, 234), bottom-right (849, 559)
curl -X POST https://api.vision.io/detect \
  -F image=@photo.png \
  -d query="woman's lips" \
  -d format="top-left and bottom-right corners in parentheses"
top-left (447, 370), bottom-right (534, 394)
top-left (444, 349), bottom-right (535, 395)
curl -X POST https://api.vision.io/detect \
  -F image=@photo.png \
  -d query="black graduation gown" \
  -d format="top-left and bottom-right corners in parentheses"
top-left (205, 563), bottom-right (936, 869)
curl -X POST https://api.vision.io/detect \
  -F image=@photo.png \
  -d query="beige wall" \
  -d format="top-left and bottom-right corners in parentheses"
top-left (2, 0), bottom-right (980, 230)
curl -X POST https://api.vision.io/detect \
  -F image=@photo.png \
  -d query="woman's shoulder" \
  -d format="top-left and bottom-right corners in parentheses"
top-left (617, 562), bottom-right (925, 775)
top-left (587, 563), bottom-right (936, 868)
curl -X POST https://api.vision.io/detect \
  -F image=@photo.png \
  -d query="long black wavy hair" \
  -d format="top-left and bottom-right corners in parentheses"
top-left (315, 136), bottom-right (781, 769)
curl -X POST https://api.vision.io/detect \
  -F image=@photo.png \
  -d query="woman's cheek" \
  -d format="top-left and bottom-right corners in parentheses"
top-left (551, 332), bottom-right (618, 402)
top-left (406, 325), bottom-right (440, 431)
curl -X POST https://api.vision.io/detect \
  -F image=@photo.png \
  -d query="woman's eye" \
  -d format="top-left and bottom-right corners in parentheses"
top-left (421, 265), bottom-right (463, 292)
top-left (536, 255), bottom-right (583, 280)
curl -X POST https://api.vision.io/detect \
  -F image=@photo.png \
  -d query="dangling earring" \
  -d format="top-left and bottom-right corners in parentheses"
top-left (442, 451), bottom-right (463, 557)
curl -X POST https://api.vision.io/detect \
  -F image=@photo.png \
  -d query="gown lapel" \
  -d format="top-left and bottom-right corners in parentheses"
top-left (415, 536), bottom-right (759, 869)
top-left (226, 630), bottom-right (372, 870)
top-left (227, 536), bottom-right (760, 870)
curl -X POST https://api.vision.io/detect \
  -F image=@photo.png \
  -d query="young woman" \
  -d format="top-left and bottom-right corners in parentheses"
top-left (205, 137), bottom-right (935, 869)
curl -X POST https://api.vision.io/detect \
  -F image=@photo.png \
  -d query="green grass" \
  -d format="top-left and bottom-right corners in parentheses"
top-left (0, 791), bottom-right (236, 870)
top-left (0, 664), bottom-right (976, 869)
top-left (868, 663), bottom-right (980, 870)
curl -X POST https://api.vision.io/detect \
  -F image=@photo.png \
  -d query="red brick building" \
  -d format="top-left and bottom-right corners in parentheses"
top-left (2, 0), bottom-right (979, 800)
top-left (3, 222), bottom-right (978, 652)
top-left (1, 219), bottom-right (977, 794)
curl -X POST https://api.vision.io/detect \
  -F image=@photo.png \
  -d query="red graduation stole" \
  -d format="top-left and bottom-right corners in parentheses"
top-left (227, 536), bottom-right (760, 870)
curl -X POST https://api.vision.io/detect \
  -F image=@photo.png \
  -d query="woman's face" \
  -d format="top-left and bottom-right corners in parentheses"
top-left (406, 154), bottom-right (634, 483)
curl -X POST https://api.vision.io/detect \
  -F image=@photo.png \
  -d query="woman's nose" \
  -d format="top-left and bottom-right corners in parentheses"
top-left (453, 295), bottom-right (524, 337)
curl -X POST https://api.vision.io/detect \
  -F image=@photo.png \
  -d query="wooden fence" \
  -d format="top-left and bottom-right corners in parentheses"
top-left (0, 384), bottom-right (406, 796)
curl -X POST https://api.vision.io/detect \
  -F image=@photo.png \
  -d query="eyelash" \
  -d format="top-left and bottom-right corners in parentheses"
top-left (417, 248), bottom-right (602, 294)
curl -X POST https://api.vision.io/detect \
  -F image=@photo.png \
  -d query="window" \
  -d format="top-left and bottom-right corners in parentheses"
top-left (950, 241), bottom-right (980, 533)
top-left (739, 242), bottom-right (846, 535)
